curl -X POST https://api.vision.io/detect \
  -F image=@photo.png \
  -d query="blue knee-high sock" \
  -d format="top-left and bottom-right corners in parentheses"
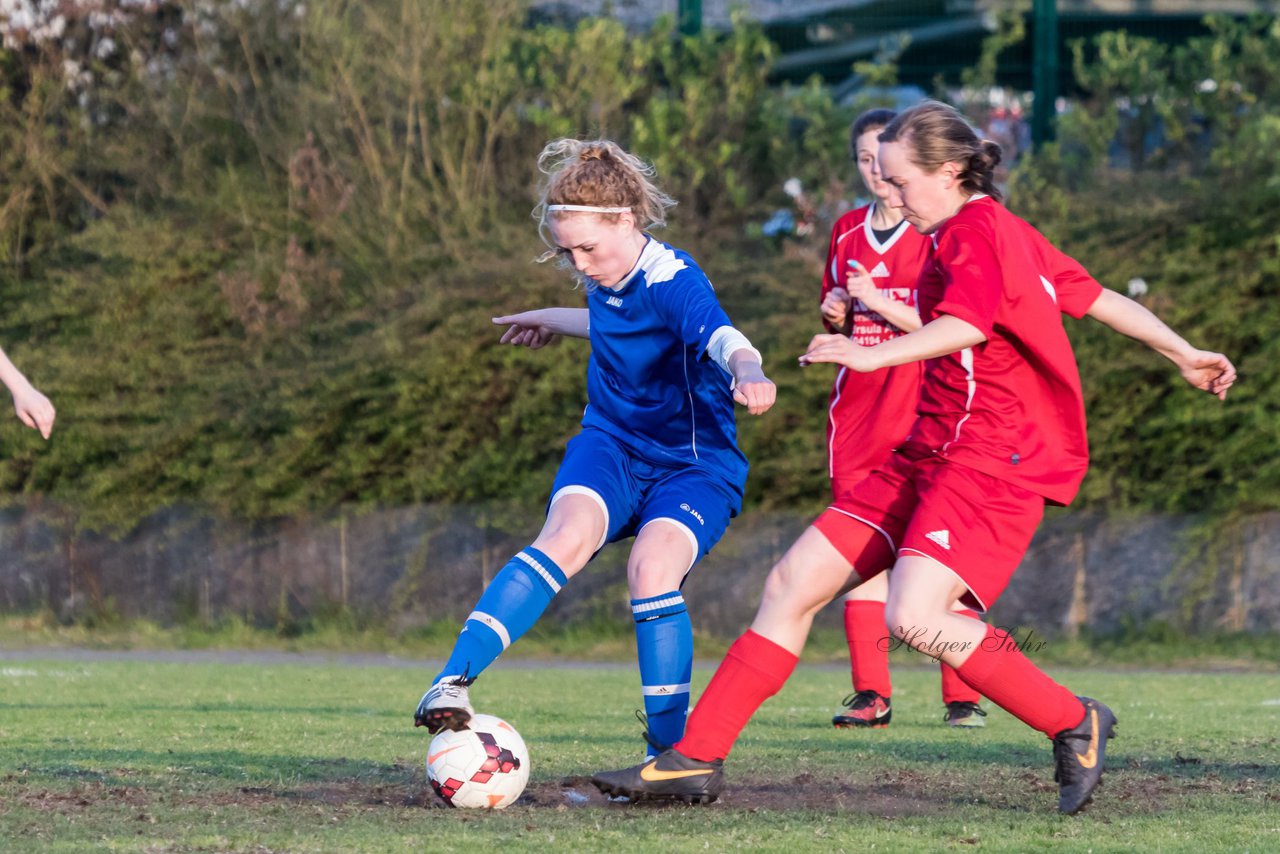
top-left (632, 591), bottom-right (693, 757)
top-left (434, 547), bottom-right (567, 684)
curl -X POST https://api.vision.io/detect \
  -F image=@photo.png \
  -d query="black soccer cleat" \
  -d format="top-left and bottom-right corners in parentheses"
top-left (943, 701), bottom-right (987, 728)
top-left (1052, 696), bottom-right (1117, 814)
top-left (591, 748), bottom-right (725, 804)
top-left (832, 690), bottom-right (892, 728)
top-left (413, 675), bottom-right (476, 735)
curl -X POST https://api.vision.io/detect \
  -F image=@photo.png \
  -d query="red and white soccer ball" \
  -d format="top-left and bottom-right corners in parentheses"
top-left (426, 714), bottom-right (530, 809)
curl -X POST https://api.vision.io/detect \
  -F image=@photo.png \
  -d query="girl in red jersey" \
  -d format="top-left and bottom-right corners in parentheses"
top-left (823, 108), bottom-right (987, 731)
top-left (591, 101), bottom-right (1235, 813)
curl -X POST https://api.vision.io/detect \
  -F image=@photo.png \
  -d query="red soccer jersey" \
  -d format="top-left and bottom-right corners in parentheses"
top-left (821, 204), bottom-right (932, 495)
top-left (905, 195), bottom-right (1104, 505)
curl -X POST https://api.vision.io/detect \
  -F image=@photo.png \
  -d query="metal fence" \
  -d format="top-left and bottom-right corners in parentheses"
top-left (1, 503), bottom-right (1276, 638)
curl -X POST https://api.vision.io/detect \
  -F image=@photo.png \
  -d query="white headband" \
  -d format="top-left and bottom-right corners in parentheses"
top-left (547, 204), bottom-right (632, 214)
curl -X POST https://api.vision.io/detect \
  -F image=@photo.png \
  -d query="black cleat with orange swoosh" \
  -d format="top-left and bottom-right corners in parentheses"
top-left (591, 748), bottom-right (724, 804)
top-left (1052, 696), bottom-right (1118, 814)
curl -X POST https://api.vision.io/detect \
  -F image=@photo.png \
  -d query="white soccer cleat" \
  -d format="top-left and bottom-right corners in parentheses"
top-left (414, 676), bottom-right (475, 734)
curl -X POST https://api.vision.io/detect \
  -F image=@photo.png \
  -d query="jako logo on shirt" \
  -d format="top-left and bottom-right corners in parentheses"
top-left (679, 503), bottom-right (705, 526)
top-left (606, 296), bottom-right (624, 308)
top-left (926, 530), bottom-right (951, 550)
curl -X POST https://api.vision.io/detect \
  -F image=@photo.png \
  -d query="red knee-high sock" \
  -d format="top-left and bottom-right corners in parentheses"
top-left (845, 600), bottom-right (892, 697)
top-left (674, 630), bottom-right (798, 761)
top-left (955, 624), bottom-right (1085, 737)
top-left (939, 608), bottom-right (982, 705)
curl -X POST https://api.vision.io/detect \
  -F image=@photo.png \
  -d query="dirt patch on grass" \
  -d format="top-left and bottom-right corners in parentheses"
top-left (525, 761), bottom-right (1280, 816)
top-left (6, 758), bottom-right (1276, 817)
top-left (1102, 757), bottom-right (1279, 811)
top-left (4, 783), bottom-right (151, 814)
top-left (4, 771), bottom-right (946, 816)
top-left (521, 769), bottom-right (952, 815)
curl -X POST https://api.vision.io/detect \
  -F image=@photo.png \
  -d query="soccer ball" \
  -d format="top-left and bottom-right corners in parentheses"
top-left (425, 714), bottom-right (530, 809)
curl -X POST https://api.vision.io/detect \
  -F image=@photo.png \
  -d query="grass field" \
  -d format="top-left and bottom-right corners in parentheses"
top-left (1, 652), bottom-right (1277, 853)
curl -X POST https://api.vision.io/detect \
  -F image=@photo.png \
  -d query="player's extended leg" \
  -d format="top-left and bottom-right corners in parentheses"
top-left (414, 494), bottom-right (605, 733)
top-left (887, 556), bottom-right (1116, 814)
top-left (591, 523), bottom-right (894, 802)
top-left (626, 519), bottom-right (697, 756)
top-left (834, 573), bottom-right (893, 728)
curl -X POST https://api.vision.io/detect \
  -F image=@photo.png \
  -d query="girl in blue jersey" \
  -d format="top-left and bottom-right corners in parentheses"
top-left (415, 140), bottom-right (776, 754)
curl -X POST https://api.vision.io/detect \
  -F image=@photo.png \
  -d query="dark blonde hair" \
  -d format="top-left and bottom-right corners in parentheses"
top-left (879, 101), bottom-right (1003, 202)
top-left (534, 139), bottom-right (676, 240)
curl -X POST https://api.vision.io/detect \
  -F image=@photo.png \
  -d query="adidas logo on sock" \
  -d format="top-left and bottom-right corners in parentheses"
top-left (926, 530), bottom-right (951, 550)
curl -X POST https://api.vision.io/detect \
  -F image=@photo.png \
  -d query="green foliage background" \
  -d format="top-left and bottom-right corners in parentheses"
top-left (0, 3), bottom-right (1275, 531)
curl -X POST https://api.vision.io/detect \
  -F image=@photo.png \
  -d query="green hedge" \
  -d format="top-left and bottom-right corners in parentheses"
top-left (0, 3), bottom-right (1275, 530)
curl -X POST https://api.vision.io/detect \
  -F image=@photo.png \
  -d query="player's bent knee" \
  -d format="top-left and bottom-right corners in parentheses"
top-left (628, 519), bottom-right (697, 583)
top-left (535, 495), bottom-right (607, 570)
top-left (531, 525), bottom-right (597, 575)
top-left (884, 599), bottom-right (947, 643)
top-left (759, 560), bottom-right (794, 606)
top-left (760, 559), bottom-right (830, 620)
top-left (627, 555), bottom-right (692, 598)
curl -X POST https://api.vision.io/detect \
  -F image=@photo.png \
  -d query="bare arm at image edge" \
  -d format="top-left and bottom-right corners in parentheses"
top-left (0, 347), bottom-right (55, 439)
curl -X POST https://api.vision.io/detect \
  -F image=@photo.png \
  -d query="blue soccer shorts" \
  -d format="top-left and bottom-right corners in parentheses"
top-left (549, 427), bottom-right (741, 573)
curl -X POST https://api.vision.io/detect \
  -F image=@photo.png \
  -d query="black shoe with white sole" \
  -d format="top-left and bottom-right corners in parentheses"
top-left (413, 675), bottom-right (475, 734)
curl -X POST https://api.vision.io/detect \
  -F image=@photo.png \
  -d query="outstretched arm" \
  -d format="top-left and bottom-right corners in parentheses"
top-left (1084, 289), bottom-right (1236, 400)
top-left (0, 347), bottom-right (55, 439)
top-left (800, 315), bottom-right (985, 373)
top-left (492, 308), bottom-right (590, 349)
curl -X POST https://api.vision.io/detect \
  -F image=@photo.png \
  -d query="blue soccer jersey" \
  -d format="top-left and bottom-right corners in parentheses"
top-left (581, 237), bottom-right (748, 495)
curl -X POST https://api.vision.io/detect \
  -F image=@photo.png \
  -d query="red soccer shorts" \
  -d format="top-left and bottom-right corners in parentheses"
top-left (813, 452), bottom-right (1044, 611)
